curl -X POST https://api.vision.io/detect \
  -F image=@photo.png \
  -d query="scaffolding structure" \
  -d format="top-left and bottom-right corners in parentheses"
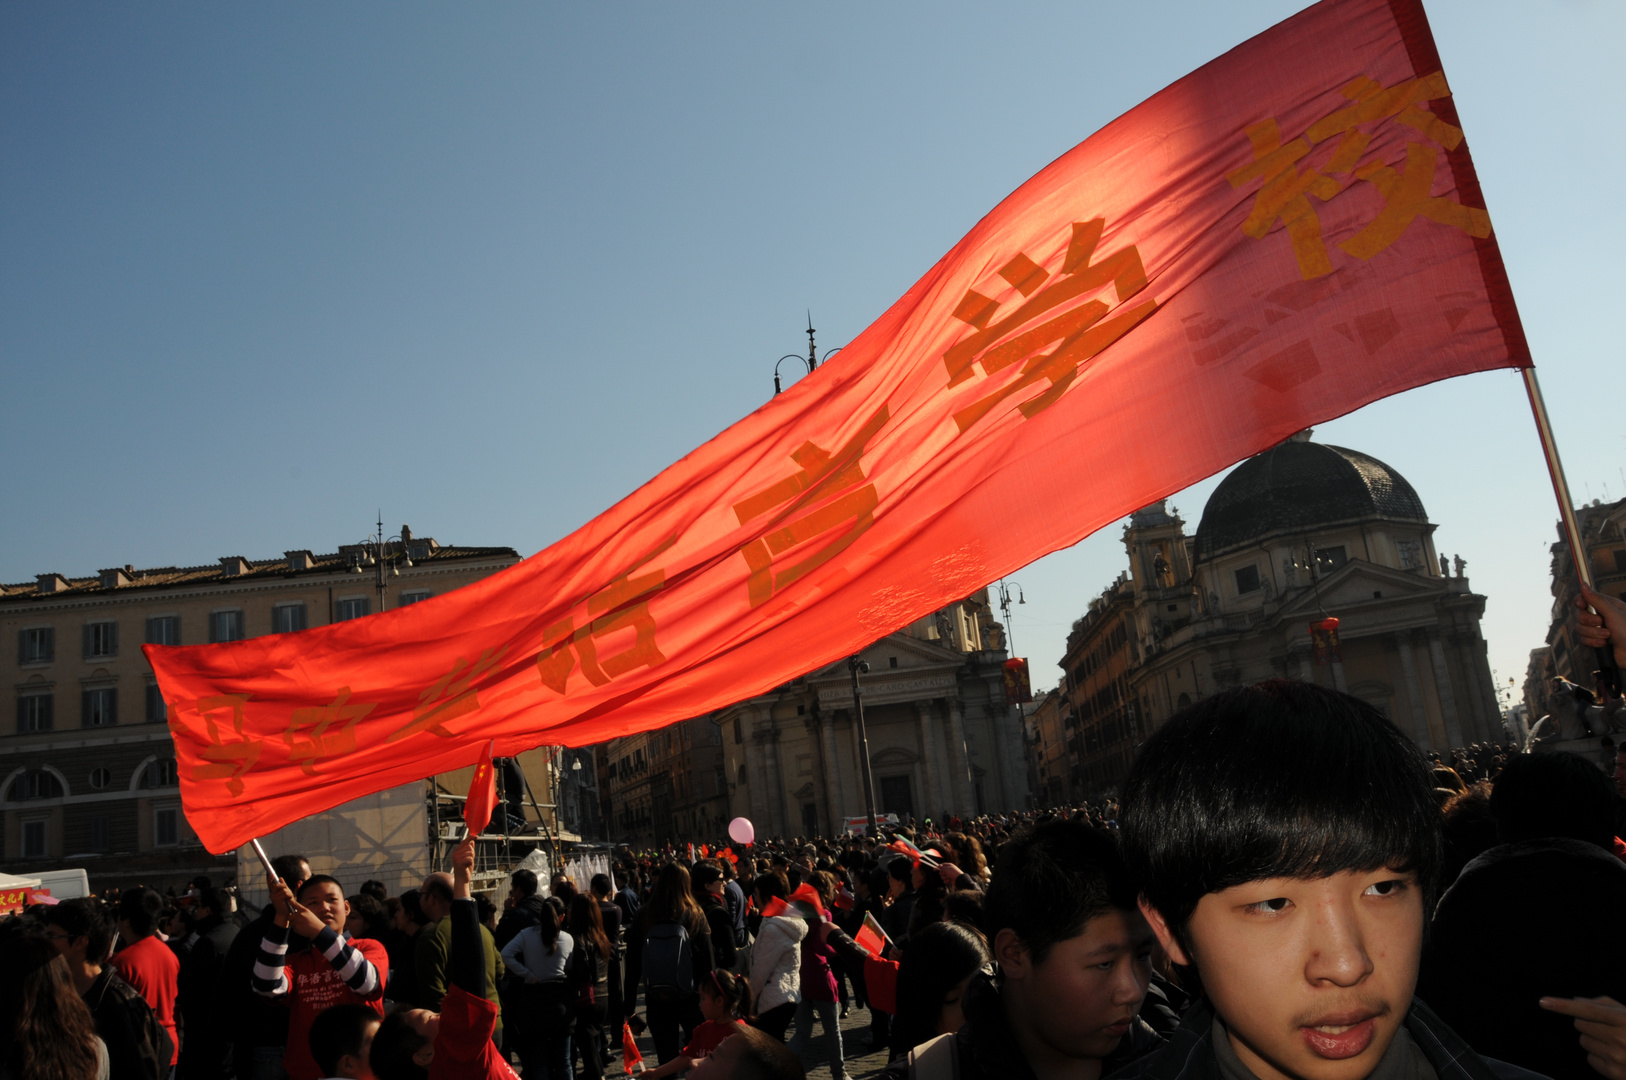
top-left (425, 754), bottom-right (561, 894)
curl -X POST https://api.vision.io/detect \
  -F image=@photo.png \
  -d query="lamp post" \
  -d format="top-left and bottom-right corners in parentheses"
top-left (848, 655), bottom-right (880, 834)
top-left (995, 579), bottom-right (1026, 657)
top-left (773, 313), bottom-right (843, 395)
top-left (353, 513), bottom-right (413, 612)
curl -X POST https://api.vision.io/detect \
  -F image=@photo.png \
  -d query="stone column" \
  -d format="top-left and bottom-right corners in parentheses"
top-left (945, 700), bottom-right (977, 813)
top-left (1427, 634), bottom-right (1465, 748)
top-left (746, 726), bottom-right (771, 828)
top-left (765, 727), bottom-right (788, 836)
top-left (1394, 633), bottom-right (1430, 750)
top-left (816, 716), bottom-right (845, 832)
top-left (914, 703), bottom-right (941, 819)
top-left (1000, 705), bottom-right (1028, 811)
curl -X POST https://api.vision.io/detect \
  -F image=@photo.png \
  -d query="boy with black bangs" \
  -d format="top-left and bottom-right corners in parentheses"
top-left (1110, 680), bottom-right (1542, 1080)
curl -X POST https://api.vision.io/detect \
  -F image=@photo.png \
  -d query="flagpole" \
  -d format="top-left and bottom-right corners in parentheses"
top-left (1521, 368), bottom-right (1622, 697)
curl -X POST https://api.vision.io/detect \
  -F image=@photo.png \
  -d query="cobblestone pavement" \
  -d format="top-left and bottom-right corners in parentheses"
top-left (618, 1003), bottom-right (891, 1079)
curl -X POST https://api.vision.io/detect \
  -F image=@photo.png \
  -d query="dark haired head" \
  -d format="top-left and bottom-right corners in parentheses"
top-left (397, 889), bottom-right (424, 927)
top-left (0, 934), bottom-right (102, 1080)
top-left (117, 887), bottom-right (163, 938)
top-left (701, 967), bottom-right (753, 1019)
top-left (889, 921), bottom-right (991, 1056)
top-left (44, 897), bottom-right (116, 962)
top-left (271, 854), bottom-right (311, 887)
top-left (1490, 751), bottom-right (1615, 849)
top-left (590, 873), bottom-right (612, 897)
top-left (370, 1008), bottom-right (429, 1080)
top-left (297, 874), bottom-right (345, 901)
top-left (511, 869), bottom-right (538, 898)
top-left (359, 879), bottom-right (387, 902)
top-left (309, 1001), bottom-right (381, 1078)
top-left (725, 1024), bottom-right (806, 1080)
top-left (983, 819), bottom-right (1135, 964)
top-left (692, 861), bottom-right (724, 890)
top-left (1121, 680), bottom-right (1440, 950)
top-left (195, 887), bottom-right (226, 917)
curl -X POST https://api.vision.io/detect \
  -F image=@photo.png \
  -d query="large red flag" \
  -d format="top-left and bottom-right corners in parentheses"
top-left (148, 0), bottom-right (1527, 854)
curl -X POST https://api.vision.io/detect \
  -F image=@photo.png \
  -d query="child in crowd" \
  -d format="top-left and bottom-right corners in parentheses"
top-left (310, 1002), bottom-right (381, 1080)
top-left (253, 875), bottom-right (388, 1080)
top-left (634, 968), bottom-right (753, 1078)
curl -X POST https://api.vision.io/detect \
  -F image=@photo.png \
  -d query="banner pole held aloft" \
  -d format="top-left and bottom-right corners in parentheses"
top-left (249, 838), bottom-right (279, 881)
top-left (1521, 367), bottom-right (1622, 699)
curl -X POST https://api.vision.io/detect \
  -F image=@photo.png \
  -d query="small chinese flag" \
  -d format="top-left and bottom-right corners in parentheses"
top-left (700, 843), bottom-right (710, 857)
top-left (721, 848), bottom-right (739, 865)
top-left (854, 911), bottom-right (887, 956)
top-left (463, 741), bottom-right (497, 837)
top-left (865, 956), bottom-right (900, 1015)
top-left (621, 1021), bottom-right (643, 1074)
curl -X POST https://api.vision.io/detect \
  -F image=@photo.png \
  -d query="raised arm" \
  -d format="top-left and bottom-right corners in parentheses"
top-left (448, 835), bottom-right (486, 999)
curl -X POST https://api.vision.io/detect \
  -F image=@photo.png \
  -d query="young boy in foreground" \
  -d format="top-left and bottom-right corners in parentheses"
top-left (1110, 680), bottom-right (1543, 1080)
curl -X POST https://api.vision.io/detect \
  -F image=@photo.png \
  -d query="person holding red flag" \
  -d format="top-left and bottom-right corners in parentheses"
top-left (370, 835), bottom-right (519, 1080)
top-left (250, 874), bottom-right (388, 1080)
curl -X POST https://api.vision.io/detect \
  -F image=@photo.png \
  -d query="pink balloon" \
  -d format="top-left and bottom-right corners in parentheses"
top-left (727, 817), bottom-right (754, 845)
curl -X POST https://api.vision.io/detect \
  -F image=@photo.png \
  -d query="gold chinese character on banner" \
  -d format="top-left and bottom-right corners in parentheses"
top-left (284, 687), bottom-right (376, 775)
top-left (942, 219), bottom-right (1157, 432)
top-left (535, 538), bottom-right (675, 693)
top-left (1228, 71), bottom-right (1490, 280)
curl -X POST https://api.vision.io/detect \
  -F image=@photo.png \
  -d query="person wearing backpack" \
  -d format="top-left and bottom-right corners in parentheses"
top-left (622, 864), bottom-right (714, 1065)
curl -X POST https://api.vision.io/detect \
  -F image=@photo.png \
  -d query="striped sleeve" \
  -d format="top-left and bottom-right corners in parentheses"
top-left (312, 927), bottom-right (381, 1000)
top-left (251, 924), bottom-right (291, 997)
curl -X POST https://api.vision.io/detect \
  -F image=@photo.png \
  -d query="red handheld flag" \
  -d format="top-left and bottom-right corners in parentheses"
top-left (149, 0), bottom-right (1527, 854)
top-left (621, 1022), bottom-right (643, 1074)
top-left (865, 956), bottom-right (901, 1015)
top-left (854, 911), bottom-right (887, 956)
top-left (463, 741), bottom-right (497, 837)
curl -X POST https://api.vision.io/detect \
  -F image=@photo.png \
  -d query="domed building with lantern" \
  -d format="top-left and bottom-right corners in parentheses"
top-left (1032, 430), bottom-right (1504, 805)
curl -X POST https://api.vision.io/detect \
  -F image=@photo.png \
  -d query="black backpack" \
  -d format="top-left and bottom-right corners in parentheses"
top-left (641, 921), bottom-right (693, 1001)
top-left (91, 969), bottom-right (174, 1080)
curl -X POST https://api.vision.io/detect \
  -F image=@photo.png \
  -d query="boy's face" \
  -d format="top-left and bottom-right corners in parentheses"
top-left (338, 1018), bottom-right (380, 1080)
top-left (1146, 868), bottom-right (1423, 1080)
top-left (996, 907), bottom-right (1155, 1064)
top-left (298, 882), bottom-right (350, 933)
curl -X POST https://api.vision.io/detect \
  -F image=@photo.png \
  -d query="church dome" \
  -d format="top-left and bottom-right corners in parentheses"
top-left (1193, 436), bottom-right (1428, 561)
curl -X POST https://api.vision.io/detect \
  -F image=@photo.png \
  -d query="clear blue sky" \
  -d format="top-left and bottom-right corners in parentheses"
top-left (3, 1), bottom-right (1621, 707)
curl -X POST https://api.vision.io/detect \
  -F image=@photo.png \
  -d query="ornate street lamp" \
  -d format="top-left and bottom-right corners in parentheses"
top-left (353, 513), bottom-right (413, 612)
top-left (773, 313), bottom-right (843, 395)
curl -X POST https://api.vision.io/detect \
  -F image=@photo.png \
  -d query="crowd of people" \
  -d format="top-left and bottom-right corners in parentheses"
top-left (5, 589), bottom-right (1626, 1080)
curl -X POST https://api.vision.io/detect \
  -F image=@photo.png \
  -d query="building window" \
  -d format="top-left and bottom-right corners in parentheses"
top-left (399, 591), bottom-right (433, 606)
top-left (1234, 564), bottom-right (1262, 594)
top-left (209, 610), bottom-right (244, 643)
top-left (154, 808), bottom-right (179, 847)
top-left (88, 767), bottom-right (111, 790)
top-left (90, 815), bottom-right (110, 852)
top-left (83, 621), bottom-right (119, 659)
top-left (22, 820), bottom-right (47, 858)
top-left (17, 694), bottom-right (53, 734)
top-left (146, 616), bottom-right (180, 646)
top-left (140, 758), bottom-right (179, 789)
top-left (82, 688), bottom-right (117, 727)
top-left (19, 627), bottom-right (55, 664)
top-left (271, 604), bottom-right (308, 634)
top-left (335, 597), bottom-right (370, 621)
top-left (145, 683), bottom-right (166, 724)
top-left (733, 717), bottom-right (742, 744)
top-left (1314, 546), bottom-right (1348, 574)
top-left (9, 770), bottom-right (63, 802)
top-left (1396, 539), bottom-right (1423, 571)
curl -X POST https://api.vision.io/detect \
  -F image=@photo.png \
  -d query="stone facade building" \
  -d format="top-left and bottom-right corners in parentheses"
top-left (594, 590), bottom-right (1029, 843)
top-left (1041, 432), bottom-right (1504, 802)
top-left (0, 532), bottom-right (519, 893)
top-left (1523, 496), bottom-right (1626, 722)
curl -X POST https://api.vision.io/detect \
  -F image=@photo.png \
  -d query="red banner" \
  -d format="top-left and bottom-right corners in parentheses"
top-left (1003, 658), bottom-right (1033, 705)
top-left (148, 0), bottom-right (1528, 854)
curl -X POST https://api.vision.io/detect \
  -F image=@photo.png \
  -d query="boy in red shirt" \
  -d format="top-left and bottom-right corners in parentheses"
top-left (370, 836), bottom-right (518, 1080)
top-left (252, 873), bottom-right (388, 1080)
top-left (113, 887), bottom-right (182, 1069)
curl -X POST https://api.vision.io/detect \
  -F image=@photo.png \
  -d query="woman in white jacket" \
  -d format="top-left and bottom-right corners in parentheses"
top-left (747, 874), bottom-right (807, 1040)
